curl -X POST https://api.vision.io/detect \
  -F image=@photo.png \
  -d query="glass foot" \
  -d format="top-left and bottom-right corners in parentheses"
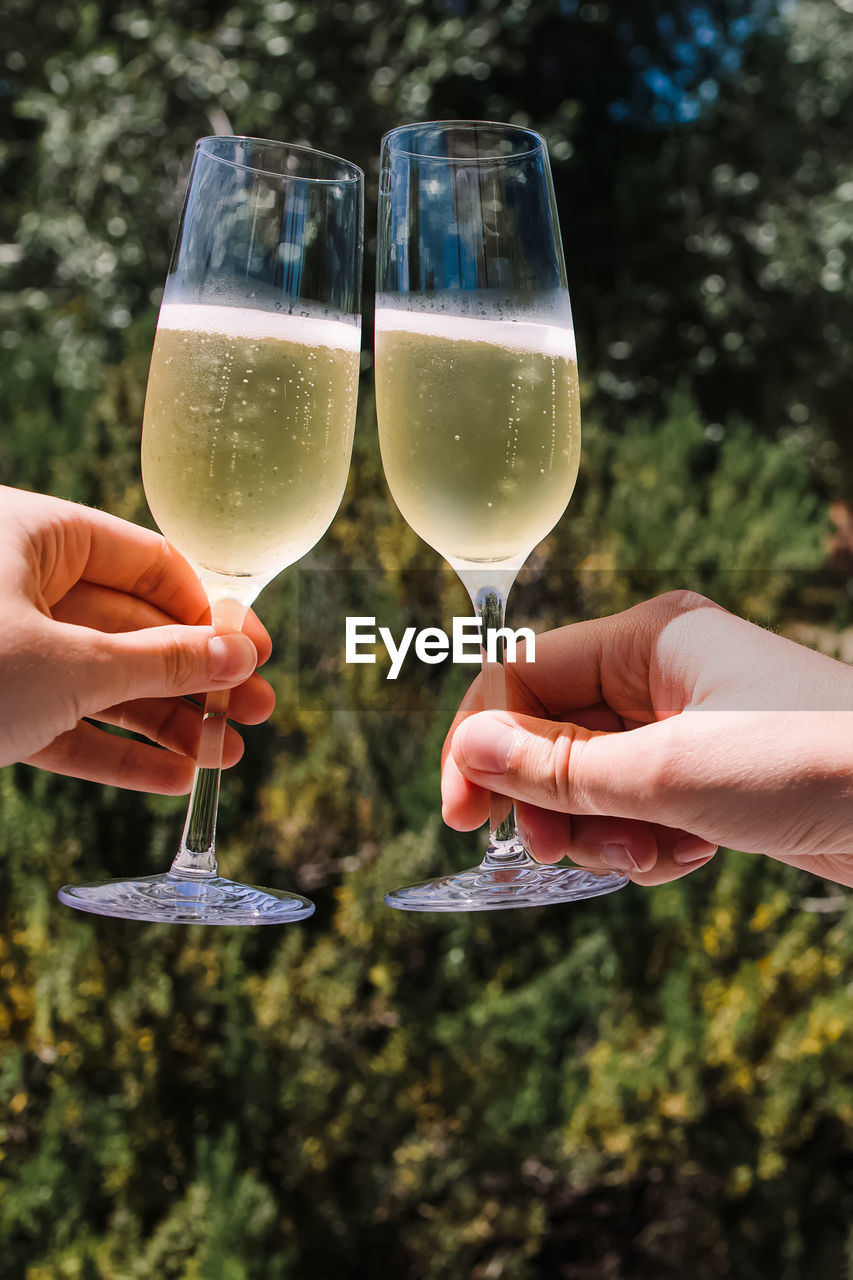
top-left (385, 859), bottom-right (629, 913)
top-left (57, 873), bottom-right (315, 926)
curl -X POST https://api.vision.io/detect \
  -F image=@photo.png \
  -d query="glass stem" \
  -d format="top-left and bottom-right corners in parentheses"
top-left (472, 585), bottom-right (529, 870)
top-left (169, 597), bottom-right (248, 879)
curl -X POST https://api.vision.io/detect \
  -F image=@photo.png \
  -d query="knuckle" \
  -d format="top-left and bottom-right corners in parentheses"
top-left (659, 588), bottom-right (714, 617)
top-left (112, 737), bottom-right (142, 787)
top-left (130, 537), bottom-right (171, 602)
top-left (550, 731), bottom-right (575, 810)
top-left (636, 717), bottom-right (682, 805)
top-left (160, 634), bottom-right (201, 690)
top-left (525, 728), bottom-right (575, 811)
top-left (561, 732), bottom-right (603, 813)
top-left (154, 697), bottom-right (193, 750)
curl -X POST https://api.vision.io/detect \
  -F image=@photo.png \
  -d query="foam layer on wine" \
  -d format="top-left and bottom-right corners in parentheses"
top-left (375, 307), bottom-right (576, 361)
top-left (159, 303), bottom-right (361, 351)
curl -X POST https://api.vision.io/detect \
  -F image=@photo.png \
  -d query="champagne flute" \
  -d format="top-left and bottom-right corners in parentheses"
top-left (59, 136), bottom-right (363, 925)
top-left (375, 120), bottom-right (627, 911)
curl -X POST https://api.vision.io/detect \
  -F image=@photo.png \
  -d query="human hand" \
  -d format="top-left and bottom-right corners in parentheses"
top-left (0, 486), bottom-right (275, 792)
top-left (441, 591), bottom-right (853, 888)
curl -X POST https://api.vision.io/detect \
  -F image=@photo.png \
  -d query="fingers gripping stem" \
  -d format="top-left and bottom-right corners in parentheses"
top-left (475, 588), bottom-right (515, 846)
top-left (171, 597), bottom-right (249, 875)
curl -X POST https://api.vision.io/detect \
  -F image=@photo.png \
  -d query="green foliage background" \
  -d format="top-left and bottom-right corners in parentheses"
top-left (2, 1), bottom-right (853, 1276)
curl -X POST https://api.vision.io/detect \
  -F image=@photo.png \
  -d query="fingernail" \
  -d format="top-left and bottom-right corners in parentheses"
top-left (456, 716), bottom-right (516, 775)
top-left (209, 633), bottom-right (256, 681)
top-left (673, 836), bottom-right (717, 865)
top-left (601, 843), bottom-right (639, 873)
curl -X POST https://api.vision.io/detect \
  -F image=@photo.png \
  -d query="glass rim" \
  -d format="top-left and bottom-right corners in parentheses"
top-left (381, 119), bottom-right (546, 163)
top-left (195, 135), bottom-right (364, 185)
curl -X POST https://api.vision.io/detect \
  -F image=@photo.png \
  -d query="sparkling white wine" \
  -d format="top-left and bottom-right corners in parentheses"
top-left (374, 309), bottom-right (580, 565)
top-left (142, 303), bottom-right (360, 582)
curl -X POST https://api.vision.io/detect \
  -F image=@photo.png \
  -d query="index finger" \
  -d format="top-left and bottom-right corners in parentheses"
top-left (16, 490), bottom-right (212, 623)
top-left (74, 508), bottom-right (273, 658)
top-left (442, 616), bottom-right (647, 748)
top-left (80, 510), bottom-right (211, 624)
top-left (54, 578), bottom-right (273, 665)
top-left (510, 617), bottom-right (650, 721)
top-left (81, 517), bottom-right (274, 661)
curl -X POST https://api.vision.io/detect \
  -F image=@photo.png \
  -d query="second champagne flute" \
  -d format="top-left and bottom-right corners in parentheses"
top-left (58, 136), bottom-right (363, 925)
top-left (375, 120), bottom-right (627, 911)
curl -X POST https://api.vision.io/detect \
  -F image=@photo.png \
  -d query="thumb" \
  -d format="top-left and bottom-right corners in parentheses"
top-left (451, 709), bottom-right (672, 824)
top-left (61, 622), bottom-right (259, 712)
